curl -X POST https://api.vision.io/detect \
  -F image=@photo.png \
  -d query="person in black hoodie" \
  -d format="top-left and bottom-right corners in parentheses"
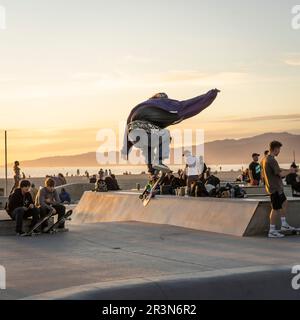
top-left (7, 180), bottom-right (40, 235)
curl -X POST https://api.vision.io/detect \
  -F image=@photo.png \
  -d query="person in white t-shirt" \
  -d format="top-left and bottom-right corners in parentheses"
top-left (183, 150), bottom-right (203, 195)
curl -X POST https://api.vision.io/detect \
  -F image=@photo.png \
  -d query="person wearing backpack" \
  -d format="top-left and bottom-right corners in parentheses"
top-left (6, 180), bottom-right (40, 236)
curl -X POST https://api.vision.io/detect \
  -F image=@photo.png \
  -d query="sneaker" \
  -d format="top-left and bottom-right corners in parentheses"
top-left (268, 230), bottom-right (285, 238)
top-left (281, 224), bottom-right (295, 232)
top-left (153, 163), bottom-right (172, 173)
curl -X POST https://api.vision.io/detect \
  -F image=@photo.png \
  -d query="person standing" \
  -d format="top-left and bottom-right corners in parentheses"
top-left (261, 141), bottom-right (295, 238)
top-left (10, 161), bottom-right (22, 194)
top-left (183, 150), bottom-right (203, 196)
top-left (249, 153), bottom-right (261, 185)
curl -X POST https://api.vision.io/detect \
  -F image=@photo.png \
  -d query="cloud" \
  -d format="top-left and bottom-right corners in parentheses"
top-left (283, 54), bottom-right (300, 66)
top-left (285, 59), bottom-right (300, 66)
top-left (211, 114), bottom-right (300, 123)
top-left (154, 70), bottom-right (250, 86)
top-left (0, 69), bottom-right (253, 100)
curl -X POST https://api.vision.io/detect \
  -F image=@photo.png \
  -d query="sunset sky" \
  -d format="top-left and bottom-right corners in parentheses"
top-left (0, 0), bottom-right (300, 165)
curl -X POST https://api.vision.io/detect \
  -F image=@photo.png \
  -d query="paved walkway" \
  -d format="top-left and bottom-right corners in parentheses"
top-left (1, 220), bottom-right (300, 299)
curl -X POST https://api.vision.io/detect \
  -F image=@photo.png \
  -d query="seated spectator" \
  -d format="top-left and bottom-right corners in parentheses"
top-left (95, 172), bottom-right (108, 192)
top-left (89, 175), bottom-right (97, 183)
top-left (205, 174), bottom-right (220, 187)
top-left (286, 162), bottom-right (300, 194)
top-left (105, 174), bottom-right (121, 191)
top-left (206, 167), bottom-right (212, 180)
top-left (111, 174), bottom-right (121, 190)
top-left (35, 178), bottom-right (67, 231)
top-left (6, 180), bottom-right (40, 236)
top-left (59, 188), bottom-right (71, 204)
top-left (58, 173), bottom-right (67, 185)
top-left (161, 171), bottom-right (175, 186)
top-left (190, 180), bottom-right (209, 197)
top-left (241, 168), bottom-right (250, 183)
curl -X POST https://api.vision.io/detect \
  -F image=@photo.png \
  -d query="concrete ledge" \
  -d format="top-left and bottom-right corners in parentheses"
top-left (72, 192), bottom-right (300, 237)
top-left (73, 192), bottom-right (260, 237)
top-left (23, 265), bottom-right (300, 300)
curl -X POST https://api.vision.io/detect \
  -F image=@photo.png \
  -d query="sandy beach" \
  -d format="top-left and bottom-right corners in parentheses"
top-left (0, 170), bottom-right (242, 195)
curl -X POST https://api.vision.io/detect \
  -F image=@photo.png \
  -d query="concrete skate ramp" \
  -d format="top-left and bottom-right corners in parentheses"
top-left (24, 266), bottom-right (300, 300)
top-left (73, 192), bottom-right (300, 236)
top-left (55, 183), bottom-right (95, 202)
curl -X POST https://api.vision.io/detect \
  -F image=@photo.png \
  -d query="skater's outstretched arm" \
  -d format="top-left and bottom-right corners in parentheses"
top-left (178, 89), bottom-right (220, 121)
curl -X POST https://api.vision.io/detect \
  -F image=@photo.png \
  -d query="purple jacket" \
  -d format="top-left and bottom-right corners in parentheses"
top-left (122, 89), bottom-right (220, 156)
top-left (126, 89), bottom-right (219, 124)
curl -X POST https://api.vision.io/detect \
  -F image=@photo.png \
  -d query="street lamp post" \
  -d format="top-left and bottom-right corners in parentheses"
top-left (5, 130), bottom-right (8, 196)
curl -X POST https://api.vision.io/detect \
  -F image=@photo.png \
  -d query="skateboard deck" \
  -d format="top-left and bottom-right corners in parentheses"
top-left (24, 208), bottom-right (55, 237)
top-left (280, 228), bottom-right (300, 236)
top-left (44, 210), bottom-right (73, 234)
top-left (142, 172), bottom-right (167, 207)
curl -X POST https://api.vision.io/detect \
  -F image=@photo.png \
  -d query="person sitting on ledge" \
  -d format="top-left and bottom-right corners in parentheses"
top-left (35, 178), bottom-right (67, 232)
top-left (6, 180), bottom-right (40, 236)
top-left (105, 174), bottom-right (121, 191)
top-left (89, 174), bottom-right (97, 184)
top-left (59, 187), bottom-right (71, 204)
top-left (286, 162), bottom-right (300, 196)
top-left (95, 171), bottom-right (108, 192)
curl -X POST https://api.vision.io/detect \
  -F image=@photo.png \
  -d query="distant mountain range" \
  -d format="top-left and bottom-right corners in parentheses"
top-left (16, 132), bottom-right (300, 167)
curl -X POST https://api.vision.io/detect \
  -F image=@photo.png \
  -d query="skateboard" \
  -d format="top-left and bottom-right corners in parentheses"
top-left (280, 228), bottom-right (300, 236)
top-left (23, 208), bottom-right (55, 237)
top-left (44, 210), bottom-right (73, 234)
top-left (140, 166), bottom-right (172, 207)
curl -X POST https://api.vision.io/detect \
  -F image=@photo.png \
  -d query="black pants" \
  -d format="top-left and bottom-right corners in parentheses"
top-left (40, 204), bottom-right (66, 229)
top-left (131, 108), bottom-right (177, 172)
top-left (187, 175), bottom-right (199, 195)
top-left (11, 207), bottom-right (40, 233)
top-left (270, 192), bottom-right (287, 210)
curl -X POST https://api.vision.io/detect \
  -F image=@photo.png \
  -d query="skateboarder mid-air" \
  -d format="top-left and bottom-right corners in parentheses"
top-left (121, 89), bottom-right (220, 174)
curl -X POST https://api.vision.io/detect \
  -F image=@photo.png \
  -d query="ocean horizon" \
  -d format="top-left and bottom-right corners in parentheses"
top-left (0, 163), bottom-right (293, 179)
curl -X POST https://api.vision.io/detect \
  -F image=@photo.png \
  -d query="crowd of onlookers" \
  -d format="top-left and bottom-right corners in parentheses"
top-left (142, 150), bottom-right (246, 199)
top-left (142, 147), bottom-right (299, 200)
top-left (89, 168), bottom-right (121, 192)
top-left (236, 150), bottom-right (300, 196)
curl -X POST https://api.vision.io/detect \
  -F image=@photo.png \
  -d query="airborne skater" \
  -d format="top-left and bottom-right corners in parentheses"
top-left (121, 89), bottom-right (220, 174)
